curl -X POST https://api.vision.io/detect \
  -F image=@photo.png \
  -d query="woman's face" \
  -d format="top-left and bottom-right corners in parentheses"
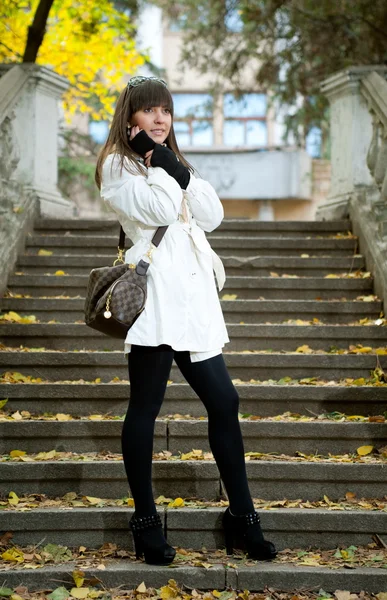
top-left (130, 105), bottom-right (172, 145)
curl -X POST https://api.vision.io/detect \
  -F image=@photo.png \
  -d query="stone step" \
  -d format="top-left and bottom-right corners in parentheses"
top-left (26, 234), bottom-right (358, 257)
top-left (1, 560), bottom-right (385, 594)
top-left (0, 459), bottom-right (385, 499)
top-left (1, 419), bottom-right (385, 455)
top-left (1, 506), bottom-right (385, 553)
top-left (1, 298), bottom-right (381, 324)
top-left (1, 351), bottom-right (386, 381)
top-left (34, 218), bottom-right (352, 237)
top-left (5, 273), bottom-right (374, 299)
top-left (2, 323), bottom-right (387, 352)
top-left (14, 254), bottom-right (365, 276)
top-left (3, 383), bottom-right (386, 417)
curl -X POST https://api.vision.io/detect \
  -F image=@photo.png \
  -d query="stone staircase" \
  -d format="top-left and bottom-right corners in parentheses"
top-left (0, 218), bottom-right (386, 594)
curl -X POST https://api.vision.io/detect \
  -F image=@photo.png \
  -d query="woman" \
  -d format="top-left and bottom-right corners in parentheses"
top-left (95, 75), bottom-right (277, 566)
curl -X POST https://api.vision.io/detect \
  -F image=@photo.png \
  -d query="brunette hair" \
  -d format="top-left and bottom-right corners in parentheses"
top-left (95, 79), bottom-right (195, 189)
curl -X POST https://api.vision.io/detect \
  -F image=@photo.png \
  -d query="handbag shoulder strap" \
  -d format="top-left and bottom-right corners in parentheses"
top-left (118, 225), bottom-right (168, 250)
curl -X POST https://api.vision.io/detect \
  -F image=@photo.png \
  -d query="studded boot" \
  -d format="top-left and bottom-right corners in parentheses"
top-left (129, 512), bottom-right (176, 565)
top-left (222, 507), bottom-right (277, 560)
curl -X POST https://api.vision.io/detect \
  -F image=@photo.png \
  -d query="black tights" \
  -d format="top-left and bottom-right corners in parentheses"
top-left (121, 344), bottom-right (255, 517)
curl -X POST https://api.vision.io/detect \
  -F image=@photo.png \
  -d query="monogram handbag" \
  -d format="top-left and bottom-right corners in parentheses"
top-left (84, 224), bottom-right (168, 338)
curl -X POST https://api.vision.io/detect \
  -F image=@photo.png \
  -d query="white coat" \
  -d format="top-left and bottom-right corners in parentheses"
top-left (100, 153), bottom-right (230, 362)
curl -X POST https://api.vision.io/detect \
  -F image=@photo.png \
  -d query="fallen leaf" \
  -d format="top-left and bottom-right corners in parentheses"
top-left (72, 569), bottom-right (85, 588)
top-left (70, 588), bottom-right (89, 599)
top-left (357, 445), bottom-right (374, 456)
top-left (8, 491), bottom-right (19, 505)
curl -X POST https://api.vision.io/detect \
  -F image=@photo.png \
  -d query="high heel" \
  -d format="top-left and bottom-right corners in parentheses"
top-left (222, 507), bottom-right (277, 560)
top-left (129, 512), bottom-right (176, 565)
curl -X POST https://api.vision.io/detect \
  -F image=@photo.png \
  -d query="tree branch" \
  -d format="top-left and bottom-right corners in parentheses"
top-left (22, 0), bottom-right (55, 63)
top-left (0, 40), bottom-right (22, 58)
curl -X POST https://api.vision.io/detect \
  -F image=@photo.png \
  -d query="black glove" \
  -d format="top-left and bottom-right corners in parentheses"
top-left (128, 129), bottom-right (155, 156)
top-left (150, 144), bottom-right (190, 189)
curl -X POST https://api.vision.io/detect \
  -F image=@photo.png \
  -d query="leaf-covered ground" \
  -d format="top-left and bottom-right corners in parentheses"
top-left (0, 534), bottom-right (386, 573)
top-left (1, 580), bottom-right (386, 600)
top-left (1, 447), bottom-right (386, 463)
top-left (1, 491), bottom-right (386, 513)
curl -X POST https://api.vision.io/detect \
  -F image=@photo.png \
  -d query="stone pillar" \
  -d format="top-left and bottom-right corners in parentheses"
top-left (0, 63), bottom-right (77, 218)
top-left (316, 65), bottom-right (387, 220)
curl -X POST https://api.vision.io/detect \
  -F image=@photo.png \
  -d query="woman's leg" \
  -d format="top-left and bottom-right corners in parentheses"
top-left (122, 344), bottom-right (174, 516)
top-left (173, 351), bottom-right (255, 515)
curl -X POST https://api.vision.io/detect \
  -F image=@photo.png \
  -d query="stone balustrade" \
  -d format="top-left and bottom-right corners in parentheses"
top-left (0, 64), bottom-right (77, 295)
top-left (316, 65), bottom-right (387, 312)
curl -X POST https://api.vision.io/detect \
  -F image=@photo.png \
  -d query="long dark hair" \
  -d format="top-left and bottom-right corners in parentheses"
top-left (95, 80), bottom-right (195, 189)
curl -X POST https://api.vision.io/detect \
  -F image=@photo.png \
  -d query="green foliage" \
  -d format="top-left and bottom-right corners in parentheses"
top-left (156, 0), bottom-right (387, 143)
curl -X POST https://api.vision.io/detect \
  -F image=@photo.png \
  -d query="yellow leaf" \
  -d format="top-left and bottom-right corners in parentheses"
top-left (168, 497), bottom-right (185, 508)
top-left (11, 411), bottom-right (23, 420)
top-left (54, 270), bottom-right (66, 276)
top-left (38, 249), bottom-right (53, 255)
top-left (296, 345), bottom-right (312, 354)
top-left (8, 491), bottom-right (20, 505)
top-left (0, 398), bottom-right (9, 409)
top-left (325, 274), bottom-right (340, 279)
top-left (136, 582), bottom-right (147, 593)
top-left (85, 496), bottom-right (102, 505)
top-left (2, 547), bottom-right (24, 562)
top-left (357, 445), bottom-right (374, 456)
top-left (94, 378), bottom-right (101, 383)
top-left (2, 311), bottom-right (22, 322)
top-left (300, 254), bottom-right (309, 258)
top-left (88, 414), bottom-right (103, 420)
top-left (221, 294), bottom-right (238, 300)
top-left (36, 449), bottom-right (57, 460)
top-left (127, 497), bottom-right (135, 507)
top-left (160, 581), bottom-right (179, 599)
top-left (56, 413), bottom-right (71, 421)
top-left (11, 594), bottom-right (24, 600)
top-left (72, 569), bottom-right (85, 588)
top-left (10, 450), bottom-right (26, 457)
top-left (19, 315), bottom-right (37, 324)
top-left (213, 592), bottom-right (222, 598)
top-left (70, 588), bottom-right (90, 599)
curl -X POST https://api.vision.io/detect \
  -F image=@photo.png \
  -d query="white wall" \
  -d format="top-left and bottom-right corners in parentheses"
top-left (185, 149), bottom-right (312, 200)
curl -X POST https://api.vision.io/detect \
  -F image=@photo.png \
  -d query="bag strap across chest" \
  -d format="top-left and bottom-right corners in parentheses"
top-left (115, 225), bottom-right (168, 266)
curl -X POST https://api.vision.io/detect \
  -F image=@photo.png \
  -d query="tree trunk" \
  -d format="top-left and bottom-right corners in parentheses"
top-left (22, 0), bottom-right (55, 63)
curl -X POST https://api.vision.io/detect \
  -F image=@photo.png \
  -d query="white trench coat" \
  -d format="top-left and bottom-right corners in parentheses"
top-left (100, 154), bottom-right (230, 362)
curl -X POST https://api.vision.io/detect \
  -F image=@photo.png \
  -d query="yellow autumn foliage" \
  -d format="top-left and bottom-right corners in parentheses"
top-left (0, 0), bottom-right (146, 120)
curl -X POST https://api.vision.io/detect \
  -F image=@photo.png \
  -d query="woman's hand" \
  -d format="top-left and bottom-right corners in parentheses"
top-left (127, 123), bottom-right (156, 159)
top-left (128, 124), bottom-right (142, 141)
top-left (144, 150), bottom-right (154, 167)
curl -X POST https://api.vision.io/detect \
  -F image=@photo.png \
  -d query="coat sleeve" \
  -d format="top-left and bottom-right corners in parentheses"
top-left (184, 173), bottom-right (224, 232)
top-left (100, 155), bottom-right (183, 227)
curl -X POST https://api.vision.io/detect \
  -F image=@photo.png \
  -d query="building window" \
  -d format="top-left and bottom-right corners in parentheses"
top-left (168, 2), bottom-right (242, 32)
top-left (89, 121), bottom-right (109, 144)
top-left (172, 93), bottom-right (213, 147)
top-left (306, 126), bottom-right (322, 158)
top-left (223, 93), bottom-right (267, 146)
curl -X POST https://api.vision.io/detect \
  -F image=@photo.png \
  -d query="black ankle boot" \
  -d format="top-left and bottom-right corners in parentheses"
top-left (222, 507), bottom-right (277, 560)
top-left (129, 512), bottom-right (176, 565)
